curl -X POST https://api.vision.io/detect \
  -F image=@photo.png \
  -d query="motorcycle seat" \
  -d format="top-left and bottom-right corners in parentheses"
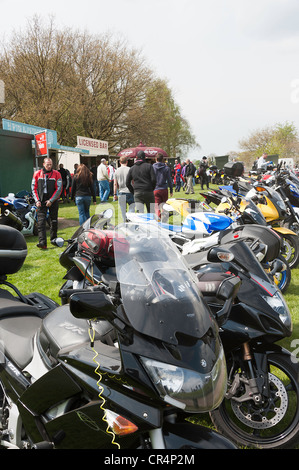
top-left (0, 296), bottom-right (41, 320)
top-left (0, 315), bottom-right (42, 369)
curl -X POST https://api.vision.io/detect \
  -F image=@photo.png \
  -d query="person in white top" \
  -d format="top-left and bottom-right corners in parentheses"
top-left (97, 158), bottom-right (110, 202)
top-left (113, 156), bottom-right (135, 221)
top-left (257, 153), bottom-right (268, 170)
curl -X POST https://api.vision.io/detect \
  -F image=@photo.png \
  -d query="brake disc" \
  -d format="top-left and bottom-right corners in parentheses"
top-left (231, 373), bottom-right (288, 429)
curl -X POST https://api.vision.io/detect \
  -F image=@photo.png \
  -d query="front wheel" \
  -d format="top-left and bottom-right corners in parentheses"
top-left (210, 353), bottom-right (299, 449)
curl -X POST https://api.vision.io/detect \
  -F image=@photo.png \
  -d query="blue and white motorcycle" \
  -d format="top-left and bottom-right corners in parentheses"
top-left (0, 191), bottom-right (38, 236)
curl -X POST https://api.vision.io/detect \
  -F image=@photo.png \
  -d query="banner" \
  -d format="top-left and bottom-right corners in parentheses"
top-left (35, 131), bottom-right (48, 157)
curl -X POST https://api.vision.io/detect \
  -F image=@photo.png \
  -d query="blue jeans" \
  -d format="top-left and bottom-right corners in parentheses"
top-left (98, 180), bottom-right (110, 202)
top-left (118, 192), bottom-right (135, 221)
top-left (75, 195), bottom-right (91, 225)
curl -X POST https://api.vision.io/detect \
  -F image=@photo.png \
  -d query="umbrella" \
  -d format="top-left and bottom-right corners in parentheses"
top-left (117, 141), bottom-right (168, 160)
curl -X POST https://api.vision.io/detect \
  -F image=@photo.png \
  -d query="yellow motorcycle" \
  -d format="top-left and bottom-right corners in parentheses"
top-left (214, 187), bottom-right (299, 269)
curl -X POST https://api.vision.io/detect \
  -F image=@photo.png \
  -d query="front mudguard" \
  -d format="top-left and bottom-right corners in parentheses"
top-left (255, 343), bottom-right (298, 363)
top-left (273, 226), bottom-right (297, 236)
top-left (163, 422), bottom-right (237, 449)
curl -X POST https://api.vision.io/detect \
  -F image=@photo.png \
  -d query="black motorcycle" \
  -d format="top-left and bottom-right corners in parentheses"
top-left (185, 240), bottom-right (299, 449)
top-left (54, 213), bottom-right (299, 448)
top-left (0, 224), bottom-right (236, 450)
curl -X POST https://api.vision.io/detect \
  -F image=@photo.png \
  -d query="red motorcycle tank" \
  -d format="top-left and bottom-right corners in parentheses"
top-left (78, 229), bottom-right (129, 262)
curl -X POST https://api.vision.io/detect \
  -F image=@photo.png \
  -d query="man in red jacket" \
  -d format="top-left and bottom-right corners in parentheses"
top-left (32, 157), bottom-right (62, 249)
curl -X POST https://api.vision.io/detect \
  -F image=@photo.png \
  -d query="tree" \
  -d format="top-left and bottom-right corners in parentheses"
top-left (0, 16), bottom-right (199, 157)
top-left (239, 121), bottom-right (299, 165)
top-left (120, 78), bottom-right (199, 157)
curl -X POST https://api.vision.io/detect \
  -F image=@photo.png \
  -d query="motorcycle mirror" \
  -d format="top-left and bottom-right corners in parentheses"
top-left (269, 258), bottom-right (287, 275)
top-left (232, 181), bottom-right (239, 193)
top-left (103, 208), bottom-right (113, 219)
top-left (69, 291), bottom-right (116, 321)
top-left (216, 276), bottom-right (241, 301)
top-left (51, 237), bottom-right (65, 248)
top-left (215, 276), bottom-right (241, 326)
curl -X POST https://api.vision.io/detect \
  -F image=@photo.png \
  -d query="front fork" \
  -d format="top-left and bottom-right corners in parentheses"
top-left (225, 342), bottom-right (270, 405)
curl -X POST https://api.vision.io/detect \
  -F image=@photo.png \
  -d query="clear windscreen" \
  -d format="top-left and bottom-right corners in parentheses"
top-left (113, 224), bottom-right (212, 344)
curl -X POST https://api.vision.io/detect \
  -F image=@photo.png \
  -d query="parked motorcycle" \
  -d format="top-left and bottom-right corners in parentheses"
top-left (203, 184), bottom-right (299, 269)
top-left (0, 191), bottom-right (38, 236)
top-left (261, 167), bottom-right (299, 235)
top-left (0, 223), bottom-right (236, 450)
top-left (185, 240), bottom-right (299, 449)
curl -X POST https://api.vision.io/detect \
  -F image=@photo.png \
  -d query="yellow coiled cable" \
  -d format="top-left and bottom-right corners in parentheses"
top-left (88, 325), bottom-right (120, 449)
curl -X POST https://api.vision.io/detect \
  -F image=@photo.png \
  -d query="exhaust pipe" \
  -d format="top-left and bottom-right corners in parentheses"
top-left (3, 210), bottom-right (23, 231)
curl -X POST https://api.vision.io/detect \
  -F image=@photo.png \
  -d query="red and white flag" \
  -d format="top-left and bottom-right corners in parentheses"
top-left (35, 131), bottom-right (48, 157)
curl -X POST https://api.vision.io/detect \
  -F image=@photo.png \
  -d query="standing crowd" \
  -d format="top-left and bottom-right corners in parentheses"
top-left (32, 155), bottom-right (211, 249)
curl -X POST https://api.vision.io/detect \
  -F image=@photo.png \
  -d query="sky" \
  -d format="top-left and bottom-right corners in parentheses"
top-left (1, 0), bottom-right (299, 159)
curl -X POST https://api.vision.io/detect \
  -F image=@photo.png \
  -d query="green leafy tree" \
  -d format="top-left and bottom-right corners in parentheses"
top-left (0, 16), bottom-right (199, 158)
top-left (121, 79), bottom-right (199, 157)
top-left (239, 122), bottom-right (299, 165)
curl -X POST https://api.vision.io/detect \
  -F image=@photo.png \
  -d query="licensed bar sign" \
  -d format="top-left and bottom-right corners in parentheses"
top-left (77, 136), bottom-right (108, 155)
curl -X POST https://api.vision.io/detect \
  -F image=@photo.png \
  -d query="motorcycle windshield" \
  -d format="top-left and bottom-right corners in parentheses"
top-left (224, 240), bottom-right (270, 281)
top-left (242, 197), bottom-right (267, 225)
top-left (113, 224), bottom-right (212, 344)
top-left (71, 212), bottom-right (112, 239)
top-left (266, 186), bottom-right (287, 212)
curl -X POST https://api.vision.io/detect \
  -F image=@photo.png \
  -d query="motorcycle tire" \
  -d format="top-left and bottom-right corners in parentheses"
top-left (210, 353), bottom-right (299, 449)
top-left (273, 255), bottom-right (291, 293)
top-left (280, 233), bottom-right (299, 269)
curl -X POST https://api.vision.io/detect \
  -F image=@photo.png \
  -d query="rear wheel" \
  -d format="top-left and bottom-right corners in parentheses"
top-left (279, 233), bottom-right (299, 269)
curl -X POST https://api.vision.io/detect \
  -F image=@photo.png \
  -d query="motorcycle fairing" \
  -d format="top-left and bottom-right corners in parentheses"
top-left (183, 212), bottom-right (233, 234)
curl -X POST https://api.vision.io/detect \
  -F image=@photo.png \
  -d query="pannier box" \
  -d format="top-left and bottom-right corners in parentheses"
top-left (223, 161), bottom-right (244, 177)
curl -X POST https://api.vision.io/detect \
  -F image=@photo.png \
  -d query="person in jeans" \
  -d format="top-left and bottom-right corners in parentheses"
top-left (113, 156), bottom-right (135, 222)
top-left (185, 159), bottom-right (196, 194)
top-left (97, 158), bottom-right (110, 202)
top-left (31, 157), bottom-right (62, 249)
top-left (71, 164), bottom-right (96, 225)
top-left (153, 153), bottom-right (173, 219)
top-left (126, 150), bottom-right (156, 213)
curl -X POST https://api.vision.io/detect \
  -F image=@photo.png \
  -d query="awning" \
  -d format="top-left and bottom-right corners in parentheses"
top-left (2, 119), bottom-right (89, 154)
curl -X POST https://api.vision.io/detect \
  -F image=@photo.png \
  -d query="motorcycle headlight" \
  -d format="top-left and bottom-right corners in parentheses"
top-left (140, 348), bottom-right (227, 413)
top-left (262, 291), bottom-right (292, 328)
